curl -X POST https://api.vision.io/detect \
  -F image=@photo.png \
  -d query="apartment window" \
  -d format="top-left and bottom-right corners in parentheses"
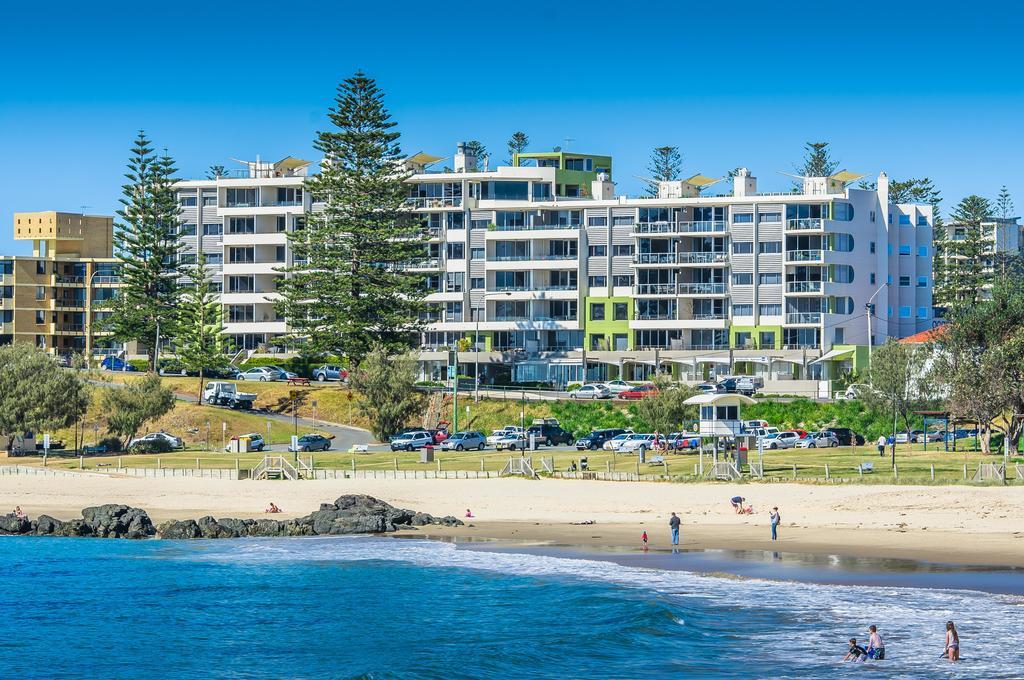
top-left (495, 271), bottom-right (527, 290)
top-left (36, 286), bottom-right (45, 300)
top-left (732, 242), bottom-right (753, 254)
top-left (588, 245), bottom-right (607, 257)
top-left (918, 307), bottom-right (929, 318)
top-left (899, 276), bottom-right (911, 287)
top-left (470, 247), bottom-right (485, 260)
top-left (274, 246), bottom-right (285, 263)
top-left (869, 241), bottom-right (876, 254)
top-left (228, 276), bottom-right (255, 293)
top-left (209, 281), bottom-right (223, 293)
top-left (869, 273), bottom-right (876, 285)
top-left (470, 219), bottom-right (489, 230)
top-left (203, 223), bottom-right (222, 236)
top-left (758, 272), bottom-right (781, 285)
top-left (759, 212), bottom-right (781, 223)
top-left (35, 310), bottom-right (45, 324)
top-left (532, 182), bottom-right (553, 200)
top-left (732, 304), bottom-right (753, 317)
top-left (899, 244), bottom-right (911, 255)
top-left (612, 245), bottom-right (634, 257)
top-left (916, 276), bottom-right (927, 287)
top-left (587, 216), bottom-right (607, 227)
top-left (228, 305), bottom-right (255, 323)
top-left (229, 247), bottom-right (254, 263)
top-left (735, 332), bottom-right (752, 347)
top-left (759, 241), bottom-right (782, 254)
top-left (831, 234), bottom-right (855, 252)
top-left (588, 276), bottom-right (606, 287)
top-left (834, 328), bottom-right (845, 344)
top-left (202, 195), bottom-right (217, 206)
top-left (445, 273), bottom-right (464, 293)
top-left (180, 223), bottom-right (197, 236)
top-left (276, 216), bottom-right (287, 232)
top-left (275, 187), bottom-right (303, 205)
top-left (551, 271), bottom-right (578, 289)
top-left (294, 218), bottom-right (305, 231)
top-left (445, 301), bottom-right (463, 321)
top-left (206, 253), bottom-right (223, 265)
top-left (732, 213), bottom-right (754, 223)
top-left (613, 302), bottom-right (628, 321)
top-left (612, 275), bottom-right (633, 287)
top-left (732, 272), bottom-right (753, 285)
top-left (899, 306), bottom-right (911, 318)
top-left (225, 188), bottom-right (257, 207)
top-left (228, 217), bottom-right (255, 234)
top-left (36, 261), bottom-right (46, 275)
top-left (495, 211), bottom-right (526, 229)
top-left (1, 286), bottom-right (12, 298)
top-left (180, 253), bottom-right (197, 265)
top-left (833, 202), bottom-right (855, 221)
top-left (759, 331), bottom-right (776, 349)
top-left (612, 215), bottom-right (634, 226)
top-left (446, 243), bottom-right (465, 259)
top-left (917, 215), bottom-right (928, 226)
top-left (179, 196), bottom-right (197, 206)
top-left (589, 334), bottom-right (606, 351)
top-left (918, 246), bottom-right (928, 257)
top-left (899, 215), bottom-right (911, 225)
top-left (470, 277), bottom-right (484, 290)
top-left (759, 304), bottom-right (782, 316)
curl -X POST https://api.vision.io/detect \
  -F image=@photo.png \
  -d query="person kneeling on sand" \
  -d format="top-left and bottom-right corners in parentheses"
top-left (265, 502), bottom-right (282, 514)
top-left (730, 496), bottom-right (746, 513)
top-left (14, 506), bottom-right (26, 520)
top-left (465, 508), bottom-right (473, 518)
top-left (843, 638), bottom-right (867, 662)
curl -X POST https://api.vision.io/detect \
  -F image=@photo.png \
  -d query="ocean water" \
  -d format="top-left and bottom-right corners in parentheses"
top-left (2, 536), bottom-right (1021, 679)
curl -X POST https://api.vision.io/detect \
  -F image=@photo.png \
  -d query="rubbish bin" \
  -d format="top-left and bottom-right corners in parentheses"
top-left (420, 446), bottom-right (434, 463)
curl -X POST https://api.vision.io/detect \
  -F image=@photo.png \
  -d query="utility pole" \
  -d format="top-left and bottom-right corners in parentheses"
top-left (450, 350), bottom-right (458, 433)
top-left (865, 283), bottom-right (888, 382)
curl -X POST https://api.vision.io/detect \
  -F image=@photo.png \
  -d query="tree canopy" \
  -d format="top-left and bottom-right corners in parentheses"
top-left (349, 345), bottom-right (423, 441)
top-left (100, 374), bottom-right (176, 449)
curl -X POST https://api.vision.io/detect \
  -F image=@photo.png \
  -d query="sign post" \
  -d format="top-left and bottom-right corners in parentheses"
top-left (43, 434), bottom-right (50, 466)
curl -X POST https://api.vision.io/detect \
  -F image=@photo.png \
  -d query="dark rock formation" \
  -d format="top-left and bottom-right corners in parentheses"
top-left (3, 495), bottom-right (462, 541)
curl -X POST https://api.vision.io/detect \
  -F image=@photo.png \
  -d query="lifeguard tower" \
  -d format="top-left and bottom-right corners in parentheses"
top-left (684, 392), bottom-right (757, 479)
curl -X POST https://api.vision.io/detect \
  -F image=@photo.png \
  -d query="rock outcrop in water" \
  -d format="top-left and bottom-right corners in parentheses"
top-left (0, 495), bottom-right (462, 540)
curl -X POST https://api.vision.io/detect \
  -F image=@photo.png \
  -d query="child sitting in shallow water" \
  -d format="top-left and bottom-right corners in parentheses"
top-left (843, 638), bottom-right (867, 662)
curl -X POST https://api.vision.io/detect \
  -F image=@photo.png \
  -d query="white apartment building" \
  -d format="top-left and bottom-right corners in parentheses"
top-left (173, 146), bottom-right (933, 396)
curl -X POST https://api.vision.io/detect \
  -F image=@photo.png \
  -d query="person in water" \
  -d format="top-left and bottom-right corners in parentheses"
top-left (944, 621), bottom-right (960, 662)
top-left (843, 638), bottom-right (867, 662)
top-left (865, 625), bottom-right (885, 660)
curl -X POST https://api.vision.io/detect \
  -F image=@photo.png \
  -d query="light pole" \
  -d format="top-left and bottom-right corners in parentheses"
top-left (864, 283), bottom-right (888, 382)
top-left (473, 306), bottom-right (483, 401)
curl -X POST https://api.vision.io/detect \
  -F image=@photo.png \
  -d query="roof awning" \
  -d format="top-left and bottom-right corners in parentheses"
top-left (734, 356), bottom-right (771, 365)
top-left (809, 348), bottom-right (855, 364)
top-left (830, 170), bottom-right (865, 184)
top-left (684, 173), bottom-right (720, 188)
top-left (695, 356), bottom-right (731, 364)
top-left (406, 152), bottom-right (444, 165)
top-left (274, 156), bottom-right (312, 171)
top-left (771, 357), bottom-right (804, 365)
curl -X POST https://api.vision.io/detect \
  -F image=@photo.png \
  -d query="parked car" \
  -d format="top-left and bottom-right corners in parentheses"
top-left (697, 382), bottom-right (718, 393)
top-left (203, 382), bottom-right (257, 410)
top-left (225, 432), bottom-right (266, 452)
top-left (791, 429), bottom-right (809, 439)
top-left (619, 434), bottom-right (667, 455)
top-left (667, 432), bottom-right (701, 450)
top-left (751, 426), bottom-right (780, 439)
top-left (911, 430), bottom-right (944, 443)
top-left (204, 366), bottom-right (241, 380)
top-left (526, 423), bottom-right (574, 446)
top-left (129, 431), bottom-right (184, 450)
top-left (575, 428), bottom-right (629, 451)
top-left (824, 427), bottom-right (865, 446)
top-left (568, 383), bottom-right (611, 399)
top-left (312, 364), bottom-right (347, 382)
top-left (604, 380), bottom-right (633, 395)
top-left (604, 433), bottom-right (637, 451)
top-left (486, 426), bottom-right (524, 445)
top-left (440, 431), bottom-right (487, 451)
top-left (618, 384), bottom-right (658, 400)
top-left (760, 431), bottom-right (800, 449)
top-left (390, 430), bottom-right (434, 451)
top-left (494, 433), bottom-right (527, 451)
top-left (289, 433), bottom-right (331, 452)
top-left (100, 356), bottom-right (137, 372)
top-left (240, 367), bottom-right (286, 381)
top-left (744, 419), bottom-right (769, 431)
top-left (894, 431), bottom-right (913, 444)
top-left (795, 431), bottom-right (839, 448)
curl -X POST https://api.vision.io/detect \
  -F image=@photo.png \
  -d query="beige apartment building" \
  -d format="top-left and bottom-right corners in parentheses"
top-left (0, 211), bottom-right (122, 359)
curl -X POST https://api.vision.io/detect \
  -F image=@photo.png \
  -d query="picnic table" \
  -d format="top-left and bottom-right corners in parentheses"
top-left (286, 377), bottom-right (311, 386)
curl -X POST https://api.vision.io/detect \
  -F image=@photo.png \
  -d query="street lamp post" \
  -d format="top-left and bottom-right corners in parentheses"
top-left (865, 283), bottom-right (889, 383)
top-left (473, 306), bottom-right (483, 402)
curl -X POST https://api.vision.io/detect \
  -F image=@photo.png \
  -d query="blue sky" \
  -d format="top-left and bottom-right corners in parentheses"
top-left (1, 0), bottom-right (1021, 255)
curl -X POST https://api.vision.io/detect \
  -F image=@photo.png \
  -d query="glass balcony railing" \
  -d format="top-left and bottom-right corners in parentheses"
top-left (487, 254), bottom-right (576, 262)
top-left (404, 197), bottom-right (462, 209)
top-left (634, 252), bottom-right (677, 265)
top-left (786, 249), bottom-right (824, 262)
top-left (491, 223), bottom-right (580, 231)
top-left (786, 218), bottom-right (825, 230)
top-left (679, 251), bottom-right (728, 264)
top-left (786, 281), bottom-right (823, 293)
top-left (633, 283), bottom-right (677, 295)
top-left (786, 312), bottom-right (822, 324)
top-left (632, 220), bottom-right (727, 234)
top-left (678, 283), bottom-right (727, 295)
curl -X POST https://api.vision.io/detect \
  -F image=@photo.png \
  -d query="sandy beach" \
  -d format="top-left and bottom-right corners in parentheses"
top-left (3, 473), bottom-right (1024, 567)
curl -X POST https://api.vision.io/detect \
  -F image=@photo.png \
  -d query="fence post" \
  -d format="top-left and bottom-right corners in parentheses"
top-left (118, 457), bottom-right (122, 470)
top-left (79, 456), bottom-right (83, 470)
top-left (893, 463), bottom-right (899, 480)
top-left (157, 457), bottom-right (161, 470)
top-left (235, 458), bottom-right (239, 471)
top-left (436, 459), bottom-right (441, 472)
top-left (792, 464), bottom-right (797, 480)
top-left (351, 458), bottom-right (356, 472)
top-left (825, 464), bottom-right (830, 480)
top-left (930, 464), bottom-right (935, 481)
top-left (858, 464), bottom-right (863, 478)
top-left (606, 460), bottom-right (611, 473)
top-left (196, 457), bottom-right (200, 469)
top-left (635, 460), bottom-right (640, 476)
top-left (963, 464), bottom-right (967, 480)
top-left (480, 458), bottom-right (485, 472)
top-left (394, 457), bottom-right (398, 472)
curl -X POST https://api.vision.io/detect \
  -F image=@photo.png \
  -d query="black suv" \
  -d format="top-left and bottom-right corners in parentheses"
top-left (824, 427), bottom-right (865, 446)
top-left (526, 424), bottom-right (574, 446)
top-left (575, 428), bottom-right (628, 450)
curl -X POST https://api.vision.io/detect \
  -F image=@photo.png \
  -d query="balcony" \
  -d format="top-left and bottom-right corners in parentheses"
top-left (678, 251), bottom-right (729, 264)
top-left (635, 312), bottom-right (676, 320)
top-left (51, 299), bottom-right (86, 310)
top-left (53, 275), bottom-right (85, 286)
top-left (786, 249), bottom-right (824, 263)
top-left (786, 218), bottom-right (825, 231)
top-left (786, 281), bottom-right (823, 293)
top-left (92, 276), bottom-right (121, 285)
top-left (491, 223), bottom-right (580, 232)
top-left (487, 254), bottom-right (576, 262)
top-left (632, 220), bottom-right (727, 235)
top-left (786, 312), bottom-right (822, 324)
top-left (404, 197), bottom-right (462, 209)
top-left (692, 313), bottom-right (728, 320)
top-left (634, 252), bottom-right (677, 265)
top-left (678, 283), bottom-right (727, 295)
top-left (491, 315), bottom-right (531, 322)
top-left (633, 283), bottom-right (678, 296)
top-left (52, 323), bottom-right (85, 334)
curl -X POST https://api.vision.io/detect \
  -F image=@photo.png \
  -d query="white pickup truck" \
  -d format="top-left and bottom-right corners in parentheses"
top-left (203, 382), bottom-right (256, 410)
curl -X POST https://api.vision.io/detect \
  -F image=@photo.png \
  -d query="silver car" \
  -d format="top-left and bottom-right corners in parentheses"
top-left (440, 431), bottom-right (487, 451)
top-left (569, 383), bottom-right (611, 399)
top-left (795, 431), bottom-right (839, 448)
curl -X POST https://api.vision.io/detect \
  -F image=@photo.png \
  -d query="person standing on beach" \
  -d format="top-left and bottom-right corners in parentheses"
top-left (876, 435), bottom-right (886, 456)
top-left (769, 507), bottom-right (780, 541)
top-left (641, 530), bottom-right (648, 550)
top-left (669, 512), bottom-right (681, 546)
top-left (944, 621), bottom-right (960, 662)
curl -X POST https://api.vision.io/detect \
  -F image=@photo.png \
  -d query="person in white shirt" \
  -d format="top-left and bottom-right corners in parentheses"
top-left (876, 435), bottom-right (886, 457)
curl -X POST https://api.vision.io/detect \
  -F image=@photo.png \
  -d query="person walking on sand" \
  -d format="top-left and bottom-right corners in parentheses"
top-left (865, 625), bottom-right (885, 660)
top-left (669, 512), bottom-right (681, 546)
top-left (876, 434), bottom-right (886, 457)
top-left (943, 621), bottom-right (960, 662)
top-left (769, 506), bottom-right (781, 541)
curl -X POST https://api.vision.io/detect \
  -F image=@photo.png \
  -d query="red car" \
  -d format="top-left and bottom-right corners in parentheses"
top-left (791, 429), bottom-right (808, 439)
top-left (618, 384), bottom-right (658, 400)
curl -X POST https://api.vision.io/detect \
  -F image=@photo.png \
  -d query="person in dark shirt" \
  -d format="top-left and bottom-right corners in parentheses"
top-left (669, 512), bottom-right (681, 545)
top-left (843, 638), bottom-right (867, 662)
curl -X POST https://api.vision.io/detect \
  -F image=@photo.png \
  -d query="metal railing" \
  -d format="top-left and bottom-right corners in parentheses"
top-left (92, 276), bottom-right (121, 284)
top-left (786, 312), bottom-right (822, 324)
top-left (692, 313), bottom-right (728, 320)
top-left (786, 249), bottom-right (824, 262)
top-left (487, 254), bottom-right (576, 262)
top-left (404, 197), bottom-right (462, 209)
top-left (633, 283), bottom-right (677, 295)
top-left (633, 220), bottom-right (727, 234)
top-left (678, 251), bottom-right (728, 264)
top-left (678, 283), bottom-right (727, 295)
top-left (634, 252), bottom-right (677, 264)
top-left (54, 275), bottom-right (85, 285)
top-left (786, 218), bottom-right (825, 230)
top-left (491, 223), bottom-right (580, 231)
top-left (786, 280), bottom-right (823, 293)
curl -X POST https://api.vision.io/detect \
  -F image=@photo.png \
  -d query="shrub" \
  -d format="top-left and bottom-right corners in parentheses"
top-left (98, 436), bottom-right (122, 453)
top-left (128, 359), bottom-right (150, 372)
top-left (128, 438), bottom-right (174, 454)
top-left (565, 383), bottom-right (582, 392)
